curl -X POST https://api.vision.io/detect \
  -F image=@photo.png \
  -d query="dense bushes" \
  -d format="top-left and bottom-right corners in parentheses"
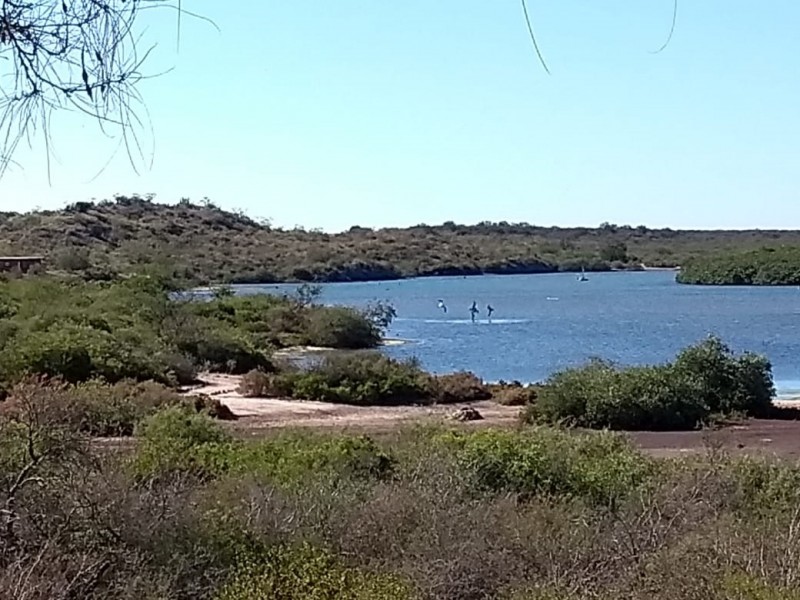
top-left (0, 276), bottom-right (387, 391)
top-left (528, 337), bottom-right (775, 430)
top-left (5, 389), bottom-right (800, 599)
top-left (216, 544), bottom-right (414, 600)
top-left (240, 353), bottom-right (432, 405)
top-left (437, 427), bottom-right (654, 506)
top-left (0, 378), bottom-right (233, 437)
top-left (239, 355), bottom-right (497, 406)
top-left (134, 414), bottom-right (395, 484)
top-left (303, 306), bottom-right (383, 348)
top-left (432, 372), bottom-right (492, 403)
top-left (677, 246), bottom-right (800, 285)
top-left (129, 408), bottom-right (650, 506)
top-left (181, 288), bottom-right (388, 352)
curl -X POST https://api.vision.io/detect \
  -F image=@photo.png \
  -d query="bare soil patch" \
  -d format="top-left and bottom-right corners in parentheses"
top-left (627, 419), bottom-right (800, 458)
top-left (184, 373), bottom-right (520, 433)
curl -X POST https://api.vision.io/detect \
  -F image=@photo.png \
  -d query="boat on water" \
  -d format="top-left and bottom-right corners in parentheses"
top-left (577, 267), bottom-right (589, 282)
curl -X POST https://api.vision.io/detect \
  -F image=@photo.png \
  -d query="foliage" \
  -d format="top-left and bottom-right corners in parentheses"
top-left (672, 336), bottom-right (774, 416)
top-left (431, 372), bottom-right (491, 403)
top-left (180, 291), bottom-right (387, 355)
top-left (0, 275), bottom-right (384, 390)
top-left (437, 427), bottom-right (654, 506)
top-left (216, 544), bottom-right (415, 600)
top-left (303, 306), bottom-right (383, 349)
top-left (242, 361), bottom-right (516, 407)
top-left (0, 377), bottom-right (233, 439)
top-left (529, 338), bottom-right (775, 430)
top-left (677, 246), bottom-right (800, 285)
top-left (11, 197), bottom-right (800, 283)
top-left (266, 353), bottom-right (433, 406)
top-left (132, 417), bottom-right (394, 484)
top-left (0, 2), bottom-right (169, 177)
top-left (6, 401), bottom-right (800, 599)
top-left (132, 405), bottom-right (232, 477)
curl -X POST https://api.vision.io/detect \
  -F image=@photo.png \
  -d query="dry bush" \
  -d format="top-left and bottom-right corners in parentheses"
top-left (190, 394), bottom-right (237, 421)
top-left (431, 372), bottom-right (491, 404)
top-left (1, 377), bottom-right (234, 437)
top-left (490, 383), bottom-right (538, 406)
top-left (237, 370), bottom-right (289, 398)
top-left (3, 414), bottom-right (800, 599)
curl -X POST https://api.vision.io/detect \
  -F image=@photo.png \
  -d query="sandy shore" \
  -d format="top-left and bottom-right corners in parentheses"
top-left (186, 373), bottom-right (519, 431)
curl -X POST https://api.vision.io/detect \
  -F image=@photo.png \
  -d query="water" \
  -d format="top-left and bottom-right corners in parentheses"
top-left (231, 272), bottom-right (800, 397)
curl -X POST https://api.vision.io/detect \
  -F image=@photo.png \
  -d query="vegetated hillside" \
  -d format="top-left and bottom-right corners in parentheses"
top-left (5, 195), bottom-right (800, 284)
top-left (677, 246), bottom-right (800, 285)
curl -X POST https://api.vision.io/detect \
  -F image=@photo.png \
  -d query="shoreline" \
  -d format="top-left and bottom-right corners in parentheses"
top-left (197, 266), bottom-right (681, 289)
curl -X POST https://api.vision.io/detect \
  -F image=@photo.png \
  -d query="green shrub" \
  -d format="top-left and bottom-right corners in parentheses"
top-left (0, 378), bottom-right (234, 439)
top-left (437, 428), bottom-right (654, 506)
top-left (171, 324), bottom-right (271, 374)
top-left (273, 353), bottom-right (431, 405)
top-left (0, 324), bottom-right (177, 385)
top-left (0, 276), bottom-right (384, 392)
top-left (673, 337), bottom-right (774, 416)
top-left (304, 306), bottom-right (382, 349)
top-left (225, 433), bottom-right (395, 485)
top-left (530, 338), bottom-right (775, 430)
top-left (132, 406), bottom-right (232, 477)
top-left (720, 573), bottom-right (800, 600)
top-left (184, 292), bottom-right (385, 352)
top-left (720, 457), bottom-right (800, 516)
top-left (132, 420), bottom-right (394, 485)
top-left (678, 246), bottom-right (800, 286)
top-left (216, 544), bottom-right (415, 600)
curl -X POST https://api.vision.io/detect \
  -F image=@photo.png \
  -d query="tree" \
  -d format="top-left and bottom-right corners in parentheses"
top-left (0, 0), bottom-right (200, 177)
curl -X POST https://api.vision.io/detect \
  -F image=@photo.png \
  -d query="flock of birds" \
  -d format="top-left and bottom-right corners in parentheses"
top-left (437, 299), bottom-right (494, 322)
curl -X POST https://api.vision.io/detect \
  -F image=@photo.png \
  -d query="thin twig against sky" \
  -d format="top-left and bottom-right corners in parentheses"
top-left (0, 0), bottom-right (217, 180)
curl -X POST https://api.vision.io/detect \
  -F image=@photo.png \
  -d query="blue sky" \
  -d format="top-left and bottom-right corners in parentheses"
top-left (2, 1), bottom-right (800, 231)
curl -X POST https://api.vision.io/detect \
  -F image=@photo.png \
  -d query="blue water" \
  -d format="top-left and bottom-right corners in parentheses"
top-left (231, 272), bottom-right (800, 397)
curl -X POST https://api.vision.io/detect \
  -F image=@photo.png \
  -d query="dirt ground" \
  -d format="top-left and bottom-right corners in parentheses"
top-left (186, 374), bottom-right (800, 457)
top-left (187, 374), bottom-right (520, 433)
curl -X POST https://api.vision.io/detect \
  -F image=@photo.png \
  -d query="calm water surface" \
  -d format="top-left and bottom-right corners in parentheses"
top-left (233, 272), bottom-right (800, 397)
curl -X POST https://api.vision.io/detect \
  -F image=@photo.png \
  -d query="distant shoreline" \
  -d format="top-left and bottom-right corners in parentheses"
top-left (202, 266), bottom-right (680, 289)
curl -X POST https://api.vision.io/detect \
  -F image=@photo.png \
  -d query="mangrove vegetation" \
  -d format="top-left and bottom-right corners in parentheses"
top-left (677, 246), bottom-right (800, 286)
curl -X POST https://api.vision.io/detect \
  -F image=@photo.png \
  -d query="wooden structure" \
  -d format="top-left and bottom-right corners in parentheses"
top-left (0, 256), bottom-right (44, 273)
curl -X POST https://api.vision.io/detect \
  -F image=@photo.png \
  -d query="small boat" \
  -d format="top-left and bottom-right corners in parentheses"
top-left (577, 267), bottom-right (588, 282)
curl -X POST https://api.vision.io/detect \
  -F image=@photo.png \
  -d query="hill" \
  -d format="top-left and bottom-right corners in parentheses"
top-left (4, 196), bottom-right (800, 284)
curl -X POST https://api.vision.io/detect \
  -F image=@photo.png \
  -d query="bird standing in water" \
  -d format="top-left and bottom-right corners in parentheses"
top-left (469, 301), bottom-right (479, 323)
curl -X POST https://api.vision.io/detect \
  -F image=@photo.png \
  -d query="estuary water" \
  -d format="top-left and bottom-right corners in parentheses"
top-left (231, 271), bottom-right (800, 397)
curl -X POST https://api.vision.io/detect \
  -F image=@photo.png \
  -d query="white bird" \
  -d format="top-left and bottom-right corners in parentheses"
top-left (437, 299), bottom-right (447, 313)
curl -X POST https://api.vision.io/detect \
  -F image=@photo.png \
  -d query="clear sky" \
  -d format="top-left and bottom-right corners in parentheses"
top-left (2, 1), bottom-right (800, 231)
